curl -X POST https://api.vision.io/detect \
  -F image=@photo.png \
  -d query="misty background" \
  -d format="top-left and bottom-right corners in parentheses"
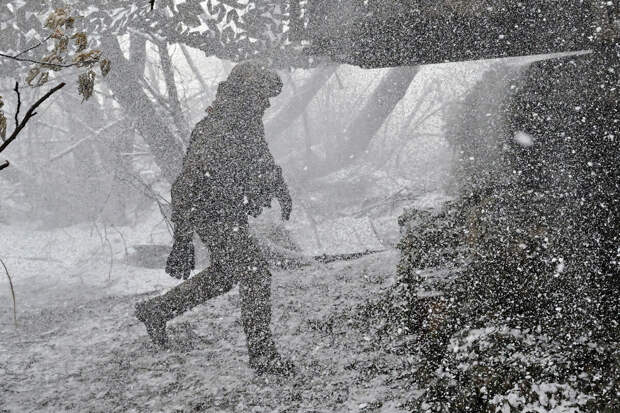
top-left (1, 1), bottom-right (617, 411)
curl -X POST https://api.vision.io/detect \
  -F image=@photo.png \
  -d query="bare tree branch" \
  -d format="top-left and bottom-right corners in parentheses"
top-left (0, 82), bottom-right (66, 170)
top-left (0, 82), bottom-right (65, 153)
top-left (0, 51), bottom-right (98, 69)
top-left (13, 34), bottom-right (54, 58)
top-left (48, 136), bottom-right (92, 163)
top-left (13, 82), bottom-right (21, 128)
top-left (48, 117), bottom-right (126, 163)
top-left (179, 44), bottom-right (209, 91)
top-left (0, 256), bottom-right (17, 327)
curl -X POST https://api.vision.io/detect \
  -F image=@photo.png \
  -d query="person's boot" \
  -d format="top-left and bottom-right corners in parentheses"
top-left (248, 342), bottom-right (297, 376)
top-left (135, 300), bottom-right (168, 347)
top-left (250, 353), bottom-right (297, 376)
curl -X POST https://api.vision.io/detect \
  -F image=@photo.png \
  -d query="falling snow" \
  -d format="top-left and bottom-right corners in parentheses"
top-left (1, 1), bottom-right (618, 412)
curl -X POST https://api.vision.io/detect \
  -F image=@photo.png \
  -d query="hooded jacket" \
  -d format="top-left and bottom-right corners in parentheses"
top-left (170, 63), bottom-right (286, 239)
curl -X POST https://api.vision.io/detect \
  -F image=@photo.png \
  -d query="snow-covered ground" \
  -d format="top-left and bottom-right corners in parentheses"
top-left (0, 214), bottom-right (415, 412)
top-left (0, 216), bottom-right (177, 310)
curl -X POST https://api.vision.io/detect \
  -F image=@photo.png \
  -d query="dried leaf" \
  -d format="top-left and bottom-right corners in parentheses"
top-left (0, 97), bottom-right (6, 140)
top-left (99, 58), bottom-right (111, 77)
top-left (0, 113), bottom-right (6, 140)
top-left (44, 12), bottom-right (56, 29)
top-left (72, 32), bottom-right (88, 52)
top-left (25, 68), bottom-right (40, 86)
top-left (36, 72), bottom-right (50, 87)
top-left (0, 98), bottom-right (6, 140)
top-left (45, 9), bottom-right (68, 30)
top-left (77, 70), bottom-right (96, 101)
top-left (56, 36), bottom-right (69, 53)
top-left (73, 49), bottom-right (101, 67)
top-left (51, 27), bottom-right (64, 39)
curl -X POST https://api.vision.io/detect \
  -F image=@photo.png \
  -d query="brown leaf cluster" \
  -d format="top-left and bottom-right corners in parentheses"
top-left (25, 9), bottom-right (112, 101)
top-left (72, 32), bottom-right (88, 52)
top-left (99, 58), bottom-right (111, 77)
top-left (44, 8), bottom-right (73, 30)
top-left (77, 70), bottom-right (96, 102)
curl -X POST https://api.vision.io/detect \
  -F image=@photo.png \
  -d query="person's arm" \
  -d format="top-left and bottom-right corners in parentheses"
top-left (166, 172), bottom-right (196, 280)
top-left (251, 133), bottom-right (292, 220)
top-left (165, 120), bottom-right (208, 279)
top-left (170, 173), bottom-right (196, 241)
top-left (271, 164), bottom-right (292, 220)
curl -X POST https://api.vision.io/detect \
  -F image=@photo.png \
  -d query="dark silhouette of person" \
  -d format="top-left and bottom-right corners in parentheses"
top-left (135, 62), bottom-right (295, 376)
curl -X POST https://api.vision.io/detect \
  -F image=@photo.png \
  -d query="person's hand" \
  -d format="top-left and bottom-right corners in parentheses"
top-left (165, 238), bottom-right (195, 280)
top-left (277, 189), bottom-right (292, 221)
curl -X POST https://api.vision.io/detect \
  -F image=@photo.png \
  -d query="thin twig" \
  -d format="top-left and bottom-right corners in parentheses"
top-left (110, 225), bottom-right (129, 258)
top-left (14, 34), bottom-right (54, 58)
top-left (119, 151), bottom-right (152, 157)
top-left (2, 255), bottom-right (64, 263)
top-left (48, 136), bottom-right (92, 162)
top-left (0, 256), bottom-right (17, 327)
top-left (48, 117), bottom-right (125, 163)
top-left (13, 82), bottom-right (21, 128)
top-left (90, 221), bottom-right (114, 281)
top-left (103, 223), bottom-right (114, 281)
top-left (0, 82), bottom-right (65, 171)
top-left (141, 79), bottom-right (175, 116)
top-left (0, 51), bottom-right (97, 69)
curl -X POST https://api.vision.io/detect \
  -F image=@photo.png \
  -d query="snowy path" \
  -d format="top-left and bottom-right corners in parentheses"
top-left (0, 251), bottom-right (410, 412)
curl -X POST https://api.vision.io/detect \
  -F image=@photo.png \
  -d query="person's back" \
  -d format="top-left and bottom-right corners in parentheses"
top-left (171, 67), bottom-right (287, 233)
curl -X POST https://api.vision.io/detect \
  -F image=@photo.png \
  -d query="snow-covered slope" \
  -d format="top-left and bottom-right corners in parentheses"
top-left (0, 248), bottom-right (408, 412)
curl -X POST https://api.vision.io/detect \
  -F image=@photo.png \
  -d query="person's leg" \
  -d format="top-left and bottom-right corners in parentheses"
top-left (136, 261), bottom-right (235, 346)
top-left (197, 216), bottom-right (294, 373)
top-left (239, 264), bottom-right (278, 361)
top-left (137, 215), bottom-right (242, 346)
top-left (231, 229), bottom-right (296, 375)
top-left (150, 262), bottom-right (235, 316)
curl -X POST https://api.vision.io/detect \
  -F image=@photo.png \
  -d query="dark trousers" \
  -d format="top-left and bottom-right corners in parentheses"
top-left (148, 215), bottom-right (277, 360)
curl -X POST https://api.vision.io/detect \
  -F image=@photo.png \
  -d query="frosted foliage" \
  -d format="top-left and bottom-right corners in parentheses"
top-left (0, 1), bottom-right (619, 412)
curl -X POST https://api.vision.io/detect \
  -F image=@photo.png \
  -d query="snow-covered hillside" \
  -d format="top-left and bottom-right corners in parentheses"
top-left (1, 240), bottom-right (408, 412)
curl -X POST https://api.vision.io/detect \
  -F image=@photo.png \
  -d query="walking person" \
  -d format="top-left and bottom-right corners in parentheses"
top-left (136, 62), bottom-right (295, 376)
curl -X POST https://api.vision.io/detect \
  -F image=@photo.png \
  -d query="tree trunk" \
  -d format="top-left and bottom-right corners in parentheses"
top-left (180, 44), bottom-right (208, 91)
top-left (158, 41), bottom-right (190, 142)
top-left (129, 34), bottom-right (147, 77)
top-left (295, 65), bottom-right (419, 176)
top-left (265, 65), bottom-right (338, 140)
top-left (334, 65), bottom-right (419, 168)
top-left (101, 36), bottom-right (184, 183)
